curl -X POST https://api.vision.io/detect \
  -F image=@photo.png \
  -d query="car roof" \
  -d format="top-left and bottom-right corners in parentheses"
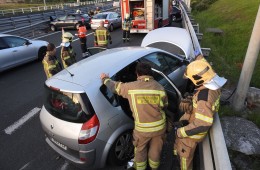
top-left (47, 47), bottom-right (161, 89)
top-left (0, 34), bottom-right (12, 37)
top-left (141, 27), bottom-right (195, 59)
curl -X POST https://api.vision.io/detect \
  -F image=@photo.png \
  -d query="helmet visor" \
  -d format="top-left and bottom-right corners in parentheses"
top-left (204, 74), bottom-right (227, 90)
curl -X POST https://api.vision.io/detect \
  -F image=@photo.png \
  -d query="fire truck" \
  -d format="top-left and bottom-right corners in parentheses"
top-left (121, 0), bottom-right (173, 33)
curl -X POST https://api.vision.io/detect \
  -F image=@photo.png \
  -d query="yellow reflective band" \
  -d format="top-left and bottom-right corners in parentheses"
top-left (180, 127), bottom-right (188, 137)
top-left (136, 161), bottom-right (147, 170)
top-left (173, 149), bottom-right (177, 155)
top-left (148, 158), bottom-right (159, 168)
top-left (212, 97), bottom-right (220, 112)
top-left (115, 82), bottom-right (122, 94)
top-left (135, 123), bottom-right (165, 132)
top-left (48, 65), bottom-right (56, 69)
top-left (195, 113), bottom-right (213, 124)
top-left (128, 90), bottom-right (166, 96)
top-left (189, 132), bottom-right (207, 139)
top-left (135, 113), bottom-right (165, 127)
top-left (182, 157), bottom-right (187, 170)
top-left (104, 78), bottom-right (110, 85)
top-left (131, 94), bottom-right (140, 122)
top-left (136, 95), bottom-right (159, 104)
top-left (63, 56), bottom-right (70, 60)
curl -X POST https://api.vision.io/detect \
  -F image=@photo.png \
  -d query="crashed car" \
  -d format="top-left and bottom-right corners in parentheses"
top-left (40, 27), bottom-right (195, 169)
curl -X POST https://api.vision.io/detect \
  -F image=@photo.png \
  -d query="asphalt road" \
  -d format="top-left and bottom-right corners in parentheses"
top-left (0, 22), bottom-right (183, 170)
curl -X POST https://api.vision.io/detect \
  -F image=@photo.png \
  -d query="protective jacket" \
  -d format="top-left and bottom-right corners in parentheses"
top-left (61, 45), bottom-right (76, 68)
top-left (77, 26), bottom-right (87, 38)
top-left (103, 75), bottom-right (168, 136)
top-left (94, 26), bottom-right (111, 47)
top-left (123, 19), bottom-right (131, 31)
top-left (177, 86), bottom-right (221, 141)
top-left (42, 51), bottom-right (62, 78)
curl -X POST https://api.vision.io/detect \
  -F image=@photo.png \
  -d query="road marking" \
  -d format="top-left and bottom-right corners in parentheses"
top-left (56, 32), bottom-right (94, 49)
top-left (4, 107), bottom-right (41, 135)
top-left (19, 162), bottom-right (30, 170)
top-left (33, 31), bottom-right (61, 40)
top-left (60, 161), bottom-right (69, 170)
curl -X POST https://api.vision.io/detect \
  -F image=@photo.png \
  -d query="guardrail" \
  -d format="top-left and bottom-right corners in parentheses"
top-left (180, 2), bottom-right (232, 170)
top-left (0, 0), bottom-right (108, 16)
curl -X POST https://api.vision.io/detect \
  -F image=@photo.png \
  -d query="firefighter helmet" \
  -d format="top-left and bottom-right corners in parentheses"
top-left (125, 13), bottom-right (130, 19)
top-left (62, 32), bottom-right (74, 43)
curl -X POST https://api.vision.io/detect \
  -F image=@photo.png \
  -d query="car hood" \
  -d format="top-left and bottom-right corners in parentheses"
top-left (141, 27), bottom-right (195, 60)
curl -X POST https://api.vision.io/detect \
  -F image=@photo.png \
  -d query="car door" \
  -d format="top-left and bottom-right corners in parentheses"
top-left (0, 38), bottom-right (14, 71)
top-left (140, 52), bottom-right (188, 93)
top-left (2, 36), bottom-right (37, 67)
top-left (65, 14), bottom-right (77, 28)
top-left (55, 15), bottom-right (67, 28)
top-left (112, 13), bottom-right (121, 28)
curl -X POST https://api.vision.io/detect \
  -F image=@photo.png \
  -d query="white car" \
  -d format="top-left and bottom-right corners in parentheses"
top-left (90, 12), bottom-right (121, 31)
top-left (0, 34), bottom-right (48, 72)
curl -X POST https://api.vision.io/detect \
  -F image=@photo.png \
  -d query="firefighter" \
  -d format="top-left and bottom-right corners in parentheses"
top-left (94, 7), bottom-right (100, 15)
top-left (42, 43), bottom-right (62, 78)
top-left (94, 21), bottom-right (112, 48)
top-left (173, 59), bottom-right (227, 170)
top-left (100, 62), bottom-right (168, 170)
top-left (76, 9), bottom-right (81, 14)
top-left (60, 32), bottom-right (77, 68)
top-left (122, 13), bottom-right (131, 42)
top-left (88, 9), bottom-right (94, 17)
top-left (76, 21), bottom-right (88, 58)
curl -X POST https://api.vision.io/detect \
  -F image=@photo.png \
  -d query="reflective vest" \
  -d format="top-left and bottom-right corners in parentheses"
top-left (104, 76), bottom-right (168, 135)
top-left (177, 87), bottom-right (221, 141)
top-left (123, 19), bottom-right (131, 31)
top-left (78, 26), bottom-right (87, 38)
top-left (42, 52), bottom-right (62, 78)
top-left (61, 46), bottom-right (76, 68)
top-left (95, 28), bottom-right (108, 46)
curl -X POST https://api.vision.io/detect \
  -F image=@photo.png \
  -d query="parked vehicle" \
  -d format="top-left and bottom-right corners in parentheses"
top-left (121, 0), bottom-right (173, 33)
top-left (113, 0), bottom-right (121, 7)
top-left (39, 27), bottom-right (195, 169)
top-left (90, 12), bottom-right (121, 31)
top-left (0, 34), bottom-right (48, 72)
top-left (49, 13), bottom-right (91, 31)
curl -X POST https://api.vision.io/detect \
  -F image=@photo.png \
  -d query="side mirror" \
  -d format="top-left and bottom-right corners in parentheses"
top-left (24, 40), bottom-right (32, 46)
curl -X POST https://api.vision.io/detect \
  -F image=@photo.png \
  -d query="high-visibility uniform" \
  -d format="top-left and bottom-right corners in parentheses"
top-left (174, 86), bottom-right (221, 170)
top-left (122, 19), bottom-right (131, 42)
top-left (103, 75), bottom-right (168, 170)
top-left (94, 26), bottom-right (111, 48)
top-left (94, 9), bottom-right (100, 15)
top-left (61, 45), bottom-right (76, 68)
top-left (42, 51), bottom-right (62, 78)
top-left (77, 26), bottom-right (88, 54)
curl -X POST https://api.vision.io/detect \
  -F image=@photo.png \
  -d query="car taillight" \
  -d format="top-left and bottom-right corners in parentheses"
top-left (78, 114), bottom-right (99, 144)
top-left (104, 20), bottom-right (109, 24)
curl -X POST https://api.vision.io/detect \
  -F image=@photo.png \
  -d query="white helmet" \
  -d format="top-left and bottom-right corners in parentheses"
top-left (62, 32), bottom-right (74, 43)
top-left (125, 13), bottom-right (130, 19)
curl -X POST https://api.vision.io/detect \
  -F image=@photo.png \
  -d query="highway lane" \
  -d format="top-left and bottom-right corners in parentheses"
top-left (0, 28), bottom-right (146, 170)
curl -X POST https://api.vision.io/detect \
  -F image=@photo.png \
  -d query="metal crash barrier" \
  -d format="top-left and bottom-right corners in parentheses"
top-left (180, 1), bottom-right (232, 170)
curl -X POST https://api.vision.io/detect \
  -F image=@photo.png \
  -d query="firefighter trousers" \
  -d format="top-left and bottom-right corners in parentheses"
top-left (133, 131), bottom-right (164, 170)
top-left (174, 137), bottom-right (197, 170)
top-left (80, 37), bottom-right (87, 53)
top-left (123, 30), bottom-right (130, 41)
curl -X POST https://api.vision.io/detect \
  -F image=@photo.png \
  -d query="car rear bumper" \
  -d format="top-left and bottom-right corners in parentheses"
top-left (91, 24), bottom-right (108, 30)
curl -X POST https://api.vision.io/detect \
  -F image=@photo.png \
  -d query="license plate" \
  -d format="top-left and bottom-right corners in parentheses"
top-left (51, 138), bottom-right (67, 150)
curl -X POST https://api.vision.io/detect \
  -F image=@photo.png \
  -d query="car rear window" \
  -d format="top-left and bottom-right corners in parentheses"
top-left (93, 14), bottom-right (107, 19)
top-left (44, 85), bottom-right (94, 123)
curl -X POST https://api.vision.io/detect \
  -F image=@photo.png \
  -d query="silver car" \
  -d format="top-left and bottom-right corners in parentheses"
top-left (90, 12), bottom-right (121, 31)
top-left (0, 34), bottom-right (48, 72)
top-left (40, 27), bottom-right (195, 169)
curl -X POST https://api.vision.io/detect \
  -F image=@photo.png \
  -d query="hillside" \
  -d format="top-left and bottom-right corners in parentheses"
top-left (193, 0), bottom-right (260, 87)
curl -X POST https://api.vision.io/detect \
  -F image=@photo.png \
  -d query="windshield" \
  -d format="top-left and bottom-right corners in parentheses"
top-left (44, 85), bottom-right (94, 123)
top-left (93, 14), bottom-right (107, 19)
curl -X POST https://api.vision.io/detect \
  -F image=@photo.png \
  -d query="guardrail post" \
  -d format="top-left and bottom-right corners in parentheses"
top-left (22, 8), bottom-right (24, 13)
top-left (12, 9), bottom-right (15, 15)
top-left (30, 8), bottom-right (32, 12)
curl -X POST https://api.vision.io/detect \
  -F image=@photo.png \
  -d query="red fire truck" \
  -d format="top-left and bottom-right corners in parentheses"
top-left (121, 0), bottom-right (173, 33)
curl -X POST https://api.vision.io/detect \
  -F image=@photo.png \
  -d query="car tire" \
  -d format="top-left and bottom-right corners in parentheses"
top-left (109, 24), bottom-right (114, 32)
top-left (38, 46), bottom-right (47, 61)
top-left (50, 25), bottom-right (56, 32)
top-left (107, 130), bottom-right (134, 166)
top-left (75, 23), bottom-right (80, 30)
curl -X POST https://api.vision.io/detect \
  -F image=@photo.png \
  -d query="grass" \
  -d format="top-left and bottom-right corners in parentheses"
top-left (192, 0), bottom-right (260, 87)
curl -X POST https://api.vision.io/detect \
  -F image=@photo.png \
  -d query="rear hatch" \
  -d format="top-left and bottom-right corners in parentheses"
top-left (91, 13), bottom-right (108, 27)
top-left (40, 81), bottom-right (98, 158)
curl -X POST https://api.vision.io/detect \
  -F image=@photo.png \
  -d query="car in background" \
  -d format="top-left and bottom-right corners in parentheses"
top-left (49, 13), bottom-right (91, 31)
top-left (113, 0), bottom-right (121, 7)
top-left (0, 34), bottom-right (48, 72)
top-left (90, 12), bottom-right (121, 31)
top-left (39, 27), bottom-right (195, 169)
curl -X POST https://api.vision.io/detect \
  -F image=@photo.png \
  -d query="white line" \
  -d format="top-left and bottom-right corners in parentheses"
top-left (4, 107), bottom-right (41, 135)
top-left (56, 32), bottom-right (94, 49)
top-left (60, 161), bottom-right (69, 170)
top-left (33, 31), bottom-right (61, 40)
top-left (19, 162), bottom-right (30, 170)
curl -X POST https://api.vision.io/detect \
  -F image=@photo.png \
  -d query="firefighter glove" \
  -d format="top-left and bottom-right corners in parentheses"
top-left (179, 95), bottom-right (193, 114)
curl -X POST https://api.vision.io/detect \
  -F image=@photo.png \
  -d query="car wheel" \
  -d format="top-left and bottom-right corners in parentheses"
top-left (75, 23), bottom-right (80, 30)
top-left (158, 20), bottom-right (163, 28)
top-left (50, 25), bottom-right (56, 31)
top-left (107, 131), bottom-right (134, 166)
top-left (109, 24), bottom-right (114, 32)
top-left (38, 46), bottom-right (47, 61)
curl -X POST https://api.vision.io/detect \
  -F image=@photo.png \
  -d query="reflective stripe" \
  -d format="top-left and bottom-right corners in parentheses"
top-left (180, 127), bottom-right (188, 137)
top-left (173, 149), bottom-right (177, 155)
top-left (96, 30), bottom-right (108, 45)
top-left (148, 158), bottom-right (159, 169)
top-left (128, 90), bottom-right (166, 95)
top-left (104, 78), bottom-right (110, 84)
top-left (135, 161), bottom-right (147, 170)
top-left (189, 132), bottom-right (207, 139)
top-left (63, 56), bottom-right (70, 60)
top-left (115, 82), bottom-right (122, 94)
top-left (195, 113), bottom-right (213, 124)
top-left (135, 113), bottom-right (165, 127)
top-left (131, 94), bottom-right (140, 122)
top-left (182, 157), bottom-right (187, 170)
top-left (48, 65), bottom-right (56, 69)
top-left (212, 97), bottom-right (220, 112)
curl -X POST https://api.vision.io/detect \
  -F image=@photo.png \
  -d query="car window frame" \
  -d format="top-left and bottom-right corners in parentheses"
top-left (2, 36), bottom-right (28, 48)
top-left (0, 38), bottom-right (10, 50)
